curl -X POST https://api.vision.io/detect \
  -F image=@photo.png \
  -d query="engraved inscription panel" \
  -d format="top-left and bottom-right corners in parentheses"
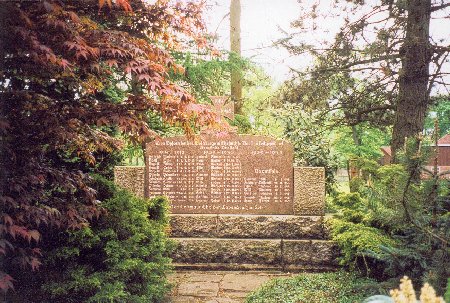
top-left (145, 135), bottom-right (294, 214)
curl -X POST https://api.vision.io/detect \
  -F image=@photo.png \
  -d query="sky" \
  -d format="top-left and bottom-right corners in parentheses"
top-left (204, 0), bottom-right (450, 88)
top-left (204, 0), bottom-right (304, 83)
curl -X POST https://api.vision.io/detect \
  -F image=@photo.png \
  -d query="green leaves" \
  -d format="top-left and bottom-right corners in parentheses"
top-left (328, 217), bottom-right (397, 266)
top-left (278, 104), bottom-right (339, 193)
top-left (246, 271), bottom-right (379, 303)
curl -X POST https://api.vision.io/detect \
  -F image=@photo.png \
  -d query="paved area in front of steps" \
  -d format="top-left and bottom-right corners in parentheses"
top-left (166, 270), bottom-right (294, 303)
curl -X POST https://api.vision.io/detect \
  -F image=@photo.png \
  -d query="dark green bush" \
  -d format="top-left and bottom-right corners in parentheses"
top-left (8, 176), bottom-right (172, 302)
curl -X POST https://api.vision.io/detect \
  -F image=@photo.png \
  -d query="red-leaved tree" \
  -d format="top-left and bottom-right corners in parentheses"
top-left (0, 0), bottom-right (221, 291)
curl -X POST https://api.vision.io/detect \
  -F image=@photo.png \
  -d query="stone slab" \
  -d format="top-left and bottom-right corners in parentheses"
top-left (293, 167), bottom-right (325, 216)
top-left (283, 239), bottom-right (338, 265)
top-left (205, 294), bottom-right (242, 303)
top-left (186, 273), bottom-right (223, 283)
top-left (172, 262), bottom-right (338, 272)
top-left (114, 165), bottom-right (328, 216)
top-left (222, 292), bottom-right (248, 299)
top-left (170, 214), bottom-right (218, 238)
top-left (145, 135), bottom-right (294, 215)
top-left (167, 296), bottom-right (199, 303)
top-left (169, 214), bottom-right (324, 239)
top-left (178, 281), bottom-right (219, 297)
top-left (171, 238), bottom-right (282, 265)
top-left (221, 273), bottom-right (272, 293)
top-left (282, 240), bottom-right (312, 264)
top-left (309, 239), bottom-right (339, 265)
top-left (171, 238), bottom-right (338, 268)
top-left (172, 263), bottom-right (281, 271)
top-left (205, 298), bottom-right (240, 303)
top-left (168, 270), bottom-right (295, 303)
top-left (114, 166), bottom-right (145, 198)
top-left (216, 215), bottom-right (324, 239)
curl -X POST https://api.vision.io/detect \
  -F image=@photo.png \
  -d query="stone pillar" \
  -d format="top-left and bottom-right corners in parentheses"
top-left (293, 167), bottom-right (325, 216)
top-left (114, 166), bottom-right (145, 198)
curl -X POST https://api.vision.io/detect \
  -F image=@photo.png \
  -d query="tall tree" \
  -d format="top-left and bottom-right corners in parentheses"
top-left (230, 0), bottom-right (243, 114)
top-left (281, 0), bottom-right (449, 159)
top-left (392, 0), bottom-right (433, 158)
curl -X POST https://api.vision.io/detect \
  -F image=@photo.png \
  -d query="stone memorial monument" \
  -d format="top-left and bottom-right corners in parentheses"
top-left (114, 133), bottom-right (337, 271)
top-left (145, 135), bottom-right (293, 215)
top-left (116, 134), bottom-right (326, 216)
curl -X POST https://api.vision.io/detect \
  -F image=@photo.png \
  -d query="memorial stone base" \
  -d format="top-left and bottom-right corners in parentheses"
top-left (169, 214), bottom-right (337, 271)
top-left (114, 166), bottom-right (338, 271)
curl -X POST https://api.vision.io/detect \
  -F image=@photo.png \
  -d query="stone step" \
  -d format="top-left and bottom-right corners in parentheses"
top-left (171, 262), bottom-right (338, 272)
top-left (170, 238), bottom-right (338, 270)
top-left (169, 214), bottom-right (326, 239)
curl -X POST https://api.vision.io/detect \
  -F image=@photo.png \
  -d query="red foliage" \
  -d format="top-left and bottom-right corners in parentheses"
top-left (0, 0), bottom-right (223, 291)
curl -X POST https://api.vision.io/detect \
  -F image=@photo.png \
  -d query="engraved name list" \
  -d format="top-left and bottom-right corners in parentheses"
top-left (145, 135), bottom-right (294, 214)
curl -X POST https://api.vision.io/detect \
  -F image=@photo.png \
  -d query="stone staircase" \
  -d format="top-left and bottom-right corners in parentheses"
top-left (169, 214), bottom-right (338, 271)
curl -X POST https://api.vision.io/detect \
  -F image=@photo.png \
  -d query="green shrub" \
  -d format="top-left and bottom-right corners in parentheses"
top-left (328, 157), bottom-right (449, 293)
top-left (9, 176), bottom-right (172, 303)
top-left (332, 192), bottom-right (369, 223)
top-left (334, 192), bottom-right (364, 208)
top-left (349, 176), bottom-right (365, 193)
top-left (327, 218), bottom-right (397, 268)
top-left (245, 271), bottom-right (381, 303)
top-left (231, 114), bottom-right (253, 133)
top-left (357, 158), bottom-right (380, 180)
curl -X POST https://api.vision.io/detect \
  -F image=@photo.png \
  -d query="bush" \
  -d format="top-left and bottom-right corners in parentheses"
top-left (7, 176), bottom-right (172, 302)
top-left (349, 176), bottom-right (366, 193)
top-left (328, 158), bottom-right (449, 293)
top-left (245, 271), bottom-right (381, 303)
top-left (328, 218), bottom-right (397, 268)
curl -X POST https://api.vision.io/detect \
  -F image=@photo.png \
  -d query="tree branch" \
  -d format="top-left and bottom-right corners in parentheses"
top-left (431, 2), bottom-right (450, 12)
top-left (317, 54), bottom-right (401, 72)
top-left (428, 52), bottom-right (449, 95)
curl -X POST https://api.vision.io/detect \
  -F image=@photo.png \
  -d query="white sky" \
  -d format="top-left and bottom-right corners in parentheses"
top-left (204, 0), bottom-right (450, 87)
top-left (205, 0), bottom-right (304, 83)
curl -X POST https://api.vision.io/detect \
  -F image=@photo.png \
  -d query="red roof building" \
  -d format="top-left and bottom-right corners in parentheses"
top-left (380, 134), bottom-right (450, 178)
top-left (437, 133), bottom-right (450, 145)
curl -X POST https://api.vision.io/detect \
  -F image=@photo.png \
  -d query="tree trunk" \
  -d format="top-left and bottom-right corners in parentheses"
top-left (230, 0), bottom-right (242, 114)
top-left (391, 0), bottom-right (432, 161)
top-left (351, 125), bottom-right (361, 154)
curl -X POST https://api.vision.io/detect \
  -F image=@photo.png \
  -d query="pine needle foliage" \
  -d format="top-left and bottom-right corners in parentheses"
top-left (328, 140), bottom-right (449, 293)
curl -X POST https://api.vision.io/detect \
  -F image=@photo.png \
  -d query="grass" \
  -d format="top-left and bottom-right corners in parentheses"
top-left (245, 271), bottom-right (382, 303)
